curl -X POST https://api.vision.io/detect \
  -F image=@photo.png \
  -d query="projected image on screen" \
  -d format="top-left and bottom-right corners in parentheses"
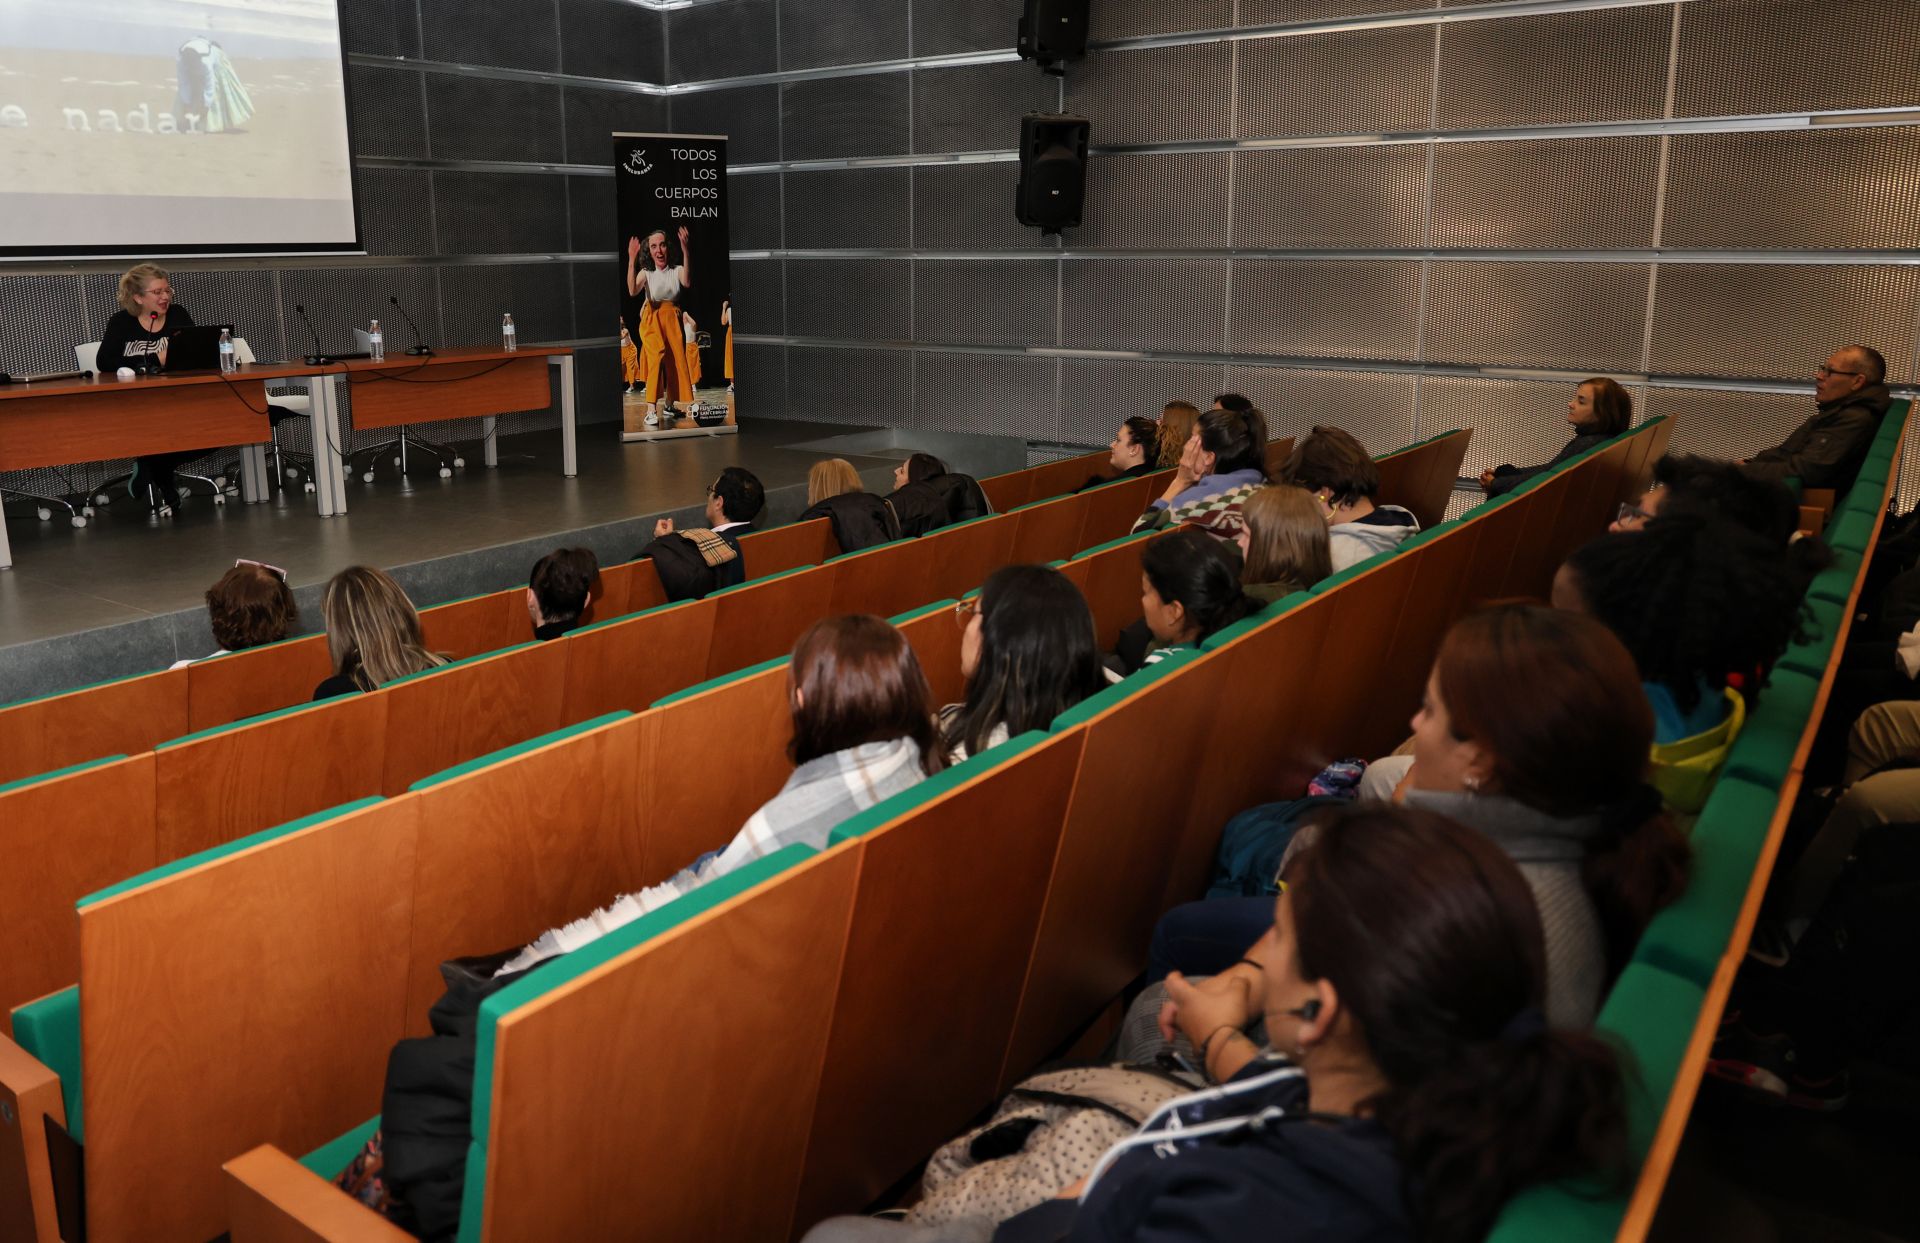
top-left (0, 0), bottom-right (358, 257)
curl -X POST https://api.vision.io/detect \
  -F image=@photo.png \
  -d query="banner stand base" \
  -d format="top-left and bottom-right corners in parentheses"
top-left (619, 423), bottom-right (739, 443)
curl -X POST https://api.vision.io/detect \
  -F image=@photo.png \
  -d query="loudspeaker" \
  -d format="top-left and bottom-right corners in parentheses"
top-left (1015, 114), bottom-right (1090, 235)
top-left (1017, 0), bottom-right (1089, 71)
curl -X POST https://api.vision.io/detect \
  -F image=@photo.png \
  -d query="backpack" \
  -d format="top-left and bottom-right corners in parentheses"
top-left (906, 1063), bottom-right (1203, 1228)
top-left (1206, 795), bottom-right (1346, 899)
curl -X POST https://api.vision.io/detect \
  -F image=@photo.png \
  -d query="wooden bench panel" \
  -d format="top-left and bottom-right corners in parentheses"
top-left (1022, 450), bottom-right (1113, 504)
top-left (826, 540), bottom-right (934, 621)
top-left (978, 470), bottom-right (1032, 513)
top-left (418, 591), bottom-right (528, 662)
top-left (0, 670), bottom-right (186, 786)
top-left (898, 604), bottom-right (968, 712)
top-left (77, 799), bottom-right (419, 1243)
top-left (186, 640), bottom-right (333, 733)
top-left (1077, 533), bottom-right (1168, 651)
top-left (919, 518), bottom-right (1017, 604)
top-left (154, 694), bottom-right (388, 860)
top-left (1262, 435), bottom-right (1297, 480)
top-left (225, 1145), bottom-right (416, 1243)
top-left (1007, 494), bottom-right (1093, 566)
top-left (558, 599), bottom-right (718, 721)
top-left (482, 847), bottom-right (860, 1243)
top-left (1076, 475), bottom-right (1160, 549)
top-left (737, 518), bottom-right (838, 577)
top-left (0, 756), bottom-right (157, 1023)
top-left (0, 1033), bottom-right (64, 1243)
top-left (798, 732), bottom-right (1085, 1225)
top-left (706, 569), bottom-right (837, 679)
top-left (381, 642), bottom-right (572, 795)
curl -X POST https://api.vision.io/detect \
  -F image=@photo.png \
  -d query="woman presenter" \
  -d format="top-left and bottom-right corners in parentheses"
top-left (625, 227), bottom-right (694, 428)
top-left (97, 262), bottom-right (199, 514)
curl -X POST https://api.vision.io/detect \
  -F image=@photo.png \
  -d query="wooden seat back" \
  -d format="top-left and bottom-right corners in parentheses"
top-left (1262, 434), bottom-right (1298, 479)
top-left (418, 591), bottom-right (529, 662)
top-left (1075, 473), bottom-right (1164, 548)
top-left (0, 670), bottom-right (185, 786)
top-left (736, 517), bottom-right (839, 575)
top-left (558, 598), bottom-right (718, 720)
top-left (1020, 450), bottom-right (1112, 505)
top-left (1073, 532), bottom-right (1169, 650)
top-left (380, 642), bottom-right (572, 795)
top-left (1375, 428), bottom-right (1472, 531)
top-left (185, 640), bottom-right (334, 732)
top-left (918, 516), bottom-right (1017, 603)
top-left (826, 539), bottom-right (935, 620)
top-left (1007, 492), bottom-right (1096, 565)
top-left (705, 568), bottom-right (836, 679)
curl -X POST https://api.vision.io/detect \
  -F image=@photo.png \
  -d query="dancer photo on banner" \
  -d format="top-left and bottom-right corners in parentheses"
top-left (613, 132), bottom-right (733, 442)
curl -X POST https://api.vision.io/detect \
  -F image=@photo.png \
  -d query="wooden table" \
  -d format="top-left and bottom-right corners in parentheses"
top-left (305, 347), bottom-right (576, 516)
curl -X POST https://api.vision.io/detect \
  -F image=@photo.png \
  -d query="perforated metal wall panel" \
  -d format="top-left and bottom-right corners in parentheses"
top-left (424, 75), bottom-right (566, 163)
top-left (783, 168), bottom-right (911, 249)
top-left (1674, 0), bottom-right (1920, 118)
top-left (913, 259), bottom-right (1057, 349)
top-left (1430, 135), bottom-right (1661, 251)
top-left (280, 266), bottom-right (444, 356)
top-left (1436, 7), bottom-right (1672, 131)
top-left (734, 342), bottom-right (785, 413)
top-left (667, 0), bottom-right (777, 83)
top-left (912, 163), bottom-right (1052, 251)
top-left (348, 64), bottom-right (428, 160)
top-left (779, 0), bottom-right (909, 71)
top-left (1649, 264), bottom-right (1920, 383)
top-left (340, 0), bottom-right (421, 59)
top-left (1232, 146), bottom-right (1428, 251)
top-left (568, 175), bottom-right (618, 255)
top-left (1229, 260), bottom-right (1422, 362)
top-left (784, 258), bottom-right (912, 341)
top-left (1066, 42), bottom-right (1233, 146)
top-left (1089, 0), bottom-right (1231, 41)
top-left (357, 167), bottom-right (436, 257)
top-left (1663, 126), bottom-right (1920, 252)
top-left (0, 275), bottom-right (89, 378)
top-left (912, 0), bottom-right (1020, 56)
top-left (1418, 375), bottom-right (1584, 476)
top-left (1223, 365), bottom-right (1420, 453)
top-left (729, 257), bottom-right (786, 336)
top-left (1058, 357), bottom-right (1228, 446)
top-left (438, 262), bottom-right (575, 345)
top-left (1077, 152), bottom-right (1231, 251)
top-left (1060, 259), bottom-right (1229, 354)
top-left (1642, 385), bottom-right (1815, 466)
top-left (669, 85), bottom-right (781, 164)
top-left (914, 352), bottom-right (1059, 437)
top-left (561, 85), bottom-right (672, 166)
top-left (559, 0), bottom-right (665, 83)
top-left (784, 345), bottom-right (910, 422)
top-left (780, 74), bottom-right (913, 162)
top-left (727, 172), bottom-right (784, 251)
top-left (419, 0), bottom-right (559, 72)
top-left (571, 259), bottom-right (617, 344)
top-left (1236, 26), bottom-right (1432, 140)
top-left (1425, 261), bottom-right (1649, 373)
top-left (433, 172), bottom-right (572, 255)
top-left (1240, 0), bottom-right (1404, 23)
top-left (912, 62), bottom-right (1060, 156)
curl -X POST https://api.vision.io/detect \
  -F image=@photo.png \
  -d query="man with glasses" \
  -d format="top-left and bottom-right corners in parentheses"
top-left (1743, 345), bottom-right (1892, 492)
top-left (633, 465), bottom-right (765, 599)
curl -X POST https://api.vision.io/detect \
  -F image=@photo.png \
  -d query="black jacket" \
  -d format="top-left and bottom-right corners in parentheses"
top-left (798, 491), bottom-right (900, 555)
top-left (1746, 383), bottom-right (1893, 493)
top-left (634, 524), bottom-right (748, 600)
top-left (97, 304), bottom-right (194, 373)
top-left (1077, 462), bottom-right (1157, 493)
top-left (994, 1063), bottom-right (1410, 1243)
top-left (1484, 429), bottom-right (1612, 497)
top-left (886, 473), bottom-right (991, 537)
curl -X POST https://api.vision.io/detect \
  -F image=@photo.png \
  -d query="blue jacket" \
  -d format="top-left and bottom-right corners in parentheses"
top-left (1151, 467), bottom-right (1267, 512)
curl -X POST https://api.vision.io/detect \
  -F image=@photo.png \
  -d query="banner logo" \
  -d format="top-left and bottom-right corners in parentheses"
top-left (622, 149), bottom-right (653, 176)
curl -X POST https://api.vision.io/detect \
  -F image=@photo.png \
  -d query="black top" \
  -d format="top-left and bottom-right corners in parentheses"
top-left (1746, 383), bottom-right (1894, 493)
top-left (1484, 429), bottom-right (1612, 498)
top-left (98, 305), bottom-right (195, 373)
top-left (312, 673), bottom-right (362, 701)
top-left (532, 619), bottom-right (579, 642)
top-left (1078, 461), bottom-right (1157, 493)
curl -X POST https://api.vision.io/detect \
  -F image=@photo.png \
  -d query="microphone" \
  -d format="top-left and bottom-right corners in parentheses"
top-left (389, 295), bottom-right (434, 356)
top-left (293, 303), bottom-right (331, 366)
top-left (1, 369), bottom-right (95, 384)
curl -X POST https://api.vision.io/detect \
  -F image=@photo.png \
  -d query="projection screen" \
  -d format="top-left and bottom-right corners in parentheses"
top-left (0, 0), bottom-right (360, 259)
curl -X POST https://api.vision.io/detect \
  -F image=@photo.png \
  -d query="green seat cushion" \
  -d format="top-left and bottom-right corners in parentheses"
top-left (830, 731), bottom-right (1048, 844)
top-left (649, 657), bottom-right (789, 710)
top-left (1072, 529), bottom-right (1158, 561)
top-left (301, 1114), bottom-right (382, 1179)
top-left (1596, 962), bottom-right (1706, 1160)
top-left (1484, 1177), bottom-right (1628, 1243)
top-left (1202, 593), bottom-right (1309, 652)
top-left (408, 712), bottom-right (633, 791)
top-left (711, 564), bottom-right (814, 596)
top-left (1824, 508), bottom-right (1875, 554)
top-left (386, 643), bottom-right (539, 688)
top-left (1806, 562), bottom-right (1859, 606)
top-left (1050, 651), bottom-right (1203, 731)
top-left (1633, 775), bottom-right (1779, 986)
top-left (13, 985), bottom-right (82, 1141)
top-left (157, 698), bottom-right (327, 750)
top-left (1722, 671), bottom-right (1820, 789)
top-left (890, 599), bottom-right (958, 626)
top-left (0, 754), bottom-right (129, 798)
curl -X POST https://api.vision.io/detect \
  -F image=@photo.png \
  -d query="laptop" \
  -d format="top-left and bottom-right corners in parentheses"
top-left (164, 323), bottom-right (237, 372)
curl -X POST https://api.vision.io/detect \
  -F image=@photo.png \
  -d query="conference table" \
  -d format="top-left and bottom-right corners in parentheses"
top-left (0, 346), bottom-right (576, 569)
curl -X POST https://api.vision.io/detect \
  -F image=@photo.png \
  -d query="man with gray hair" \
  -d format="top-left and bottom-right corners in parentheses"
top-left (1744, 344), bottom-right (1892, 493)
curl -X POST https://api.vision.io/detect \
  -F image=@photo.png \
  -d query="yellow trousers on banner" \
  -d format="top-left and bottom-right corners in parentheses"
top-left (640, 300), bottom-right (693, 405)
top-left (620, 340), bottom-right (642, 386)
top-left (724, 324), bottom-right (734, 381)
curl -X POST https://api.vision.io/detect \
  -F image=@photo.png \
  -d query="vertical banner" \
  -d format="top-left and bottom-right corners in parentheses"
top-left (614, 131), bottom-right (734, 441)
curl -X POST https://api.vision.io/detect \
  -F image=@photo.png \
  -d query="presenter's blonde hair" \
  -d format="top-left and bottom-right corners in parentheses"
top-left (116, 263), bottom-right (171, 314)
top-left (808, 458), bottom-right (864, 506)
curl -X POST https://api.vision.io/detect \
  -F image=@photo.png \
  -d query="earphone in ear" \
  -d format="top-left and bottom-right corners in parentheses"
top-left (1288, 999), bottom-right (1322, 1023)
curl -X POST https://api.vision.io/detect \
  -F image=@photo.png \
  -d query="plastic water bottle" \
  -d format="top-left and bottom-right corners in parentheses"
top-left (217, 328), bottom-right (236, 374)
top-left (368, 319), bottom-right (385, 362)
top-left (501, 313), bottom-right (517, 352)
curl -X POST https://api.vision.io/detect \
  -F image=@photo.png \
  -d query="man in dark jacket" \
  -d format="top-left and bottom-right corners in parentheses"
top-left (634, 465), bottom-right (765, 599)
top-left (1744, 345), bottom-right (1892, 493)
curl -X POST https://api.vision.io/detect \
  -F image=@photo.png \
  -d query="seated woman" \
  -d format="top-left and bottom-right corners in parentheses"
top-left (311, 566), bottom-right (449, 699)
top-left (805, 804), bottom-right (1628, 1243)
top-left (1233, 484), bottom-right (1333, 602)
top-left (1129, 604), bottom-right (1690, 1037)
top-left (887, 452), bottom-right (990, 536)
top-left (1116, 528), bottom-right (1262, 674)
top-left (1611, 452), bottom-right (1801, 544)
top-left (1481, 377), bottom-right (1632, 497)
top-left (1278, 426), bottom-right (1420, 569)
top-left (1155, 401), bottom-right (1200, 470)
top-left (98, 262), bottom-right (201, 512)
top-left (1131, 407), bottom-right (1268, 534)
top-left (172, 560), bottom-right (298, 669)
top-left (799, 457), bottom-right (899, 553)
top-left (941, 565), bottom-right (1110, 763)
top-left (1078, 416), bottom-right (1160, 491)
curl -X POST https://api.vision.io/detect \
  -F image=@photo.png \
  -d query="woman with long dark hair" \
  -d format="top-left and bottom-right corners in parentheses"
top-left (942, 565), bottom-right (1109, 762)
top-left (1132, 407), bottom-right (1270, 534)
top-left (1131, 527), bottom-right (1261, 669)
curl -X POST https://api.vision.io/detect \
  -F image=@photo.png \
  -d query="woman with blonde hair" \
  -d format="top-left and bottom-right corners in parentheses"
top-left (807, 457), bottom-right (865, 507)
top-left (1236, 485), bottom-right (1334, 601)
top-left (800, 458), bottom-right (898, 553)
top-left (1156, 401), bottom-right (1200, 470)
top-left (312, 566), bottom-right (448, 699)
top-left (98, 262), bottom-right (203, 511)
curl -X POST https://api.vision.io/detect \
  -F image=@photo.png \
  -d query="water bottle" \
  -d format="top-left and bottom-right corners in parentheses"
top-left (501, 313), bottom-right (517, 352)
top-left (217, 328), bottom-right (236, 374)
top-left (368, 318), bottom-right (384, 362)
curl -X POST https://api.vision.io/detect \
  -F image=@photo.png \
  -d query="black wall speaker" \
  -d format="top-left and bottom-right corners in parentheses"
top-left (1016, 114), bottom-right (1090, 234)
top-left (1017, 0), bottom-right (1089, 71)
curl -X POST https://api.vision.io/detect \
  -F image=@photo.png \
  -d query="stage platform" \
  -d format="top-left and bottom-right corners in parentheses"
top-left (0, 419), bottom-right (1029, 704)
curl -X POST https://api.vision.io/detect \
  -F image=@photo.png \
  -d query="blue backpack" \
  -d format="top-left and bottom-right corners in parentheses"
top-left (1205, 795), bottom-right (1346, 899)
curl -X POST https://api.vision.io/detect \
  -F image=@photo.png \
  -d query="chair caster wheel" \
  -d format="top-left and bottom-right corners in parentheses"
top-left (213, 494), bottom-right (227, 506)
top-left (284, 468), bottom-right (301, 482)
top-left (363, 471), bottom-right (376, 483)
top-left (95, 493), bottom-right (112, 506)
top-left (213, 476), bottom-right (228, 489)
top-left (453, 457), bottom-right (466, 469)
top-left (71, 515), bottom-right (87, 528)
top-left (157, 505), bottom-right (173, 520)
top-left (438, 466), bottom-right (452, 478)
top-left (305, 482), bottom-right (317, 494)
top-left (83, 506), bottom-right (96, 518)
top-left (392, 455), bottom-right (402, 468)
top-left (36, 507), bottom-right (51, 521)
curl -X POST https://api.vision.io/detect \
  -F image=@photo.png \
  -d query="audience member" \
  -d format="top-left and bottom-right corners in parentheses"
top-left (312, 566), bottom-right (448, 699)
top-left (636, 465), bottom-right (765, 600)
top-left (1132, 406), bottom-right (1269, 535)
top-left (887, 453), bottom-right (990, 536)
top-left (1211, 392), bottom-right (1253, 413)
top-left (1612, 453), bottom-right (1800, 543)
top-left (1123, 528), bottom-right (1261, 672)
top-left (1234, 485), bottom-right (1333, 602)
top-left (525, 547), bottom-right (598, 640)
top-left (1743, 345), bottom-right (1891, 492)
top-left (1156, 401), bottom-right (1200, 469)
top-left (1078, 416), bottom-right (1159, 491)
top-left (1280, 426), bottom-right (1420, 569)
top-left (941, 565), bottom-right (1110, 763)
top-left (172, 560), bottom-right (298, 669)
top-left (1481, 378), bottom-right (1632, 497)
top-left (799, 458), bottom-right (899, 553)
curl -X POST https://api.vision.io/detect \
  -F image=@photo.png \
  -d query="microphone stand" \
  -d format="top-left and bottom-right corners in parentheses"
top-left (389, 295), bottom-right (434, 357)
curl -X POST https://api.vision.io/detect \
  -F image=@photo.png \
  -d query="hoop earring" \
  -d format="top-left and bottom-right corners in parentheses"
top-left (1463, 774), bottom-right (1481, 793)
